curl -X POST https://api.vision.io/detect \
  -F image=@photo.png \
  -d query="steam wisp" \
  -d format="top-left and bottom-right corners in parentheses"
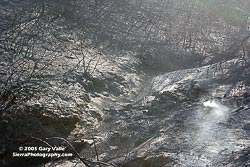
top-left (178, 100), bottom-right (238, 167)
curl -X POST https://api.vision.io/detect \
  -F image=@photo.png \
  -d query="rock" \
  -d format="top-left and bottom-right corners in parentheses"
top-left (111, 98), bottom-right (117, 102)
top-left (129, 99), bottom-right (134, 103)
top-left (102, 91), bottom-right (109, 97)
top-left (103, 107), bottom-right (110, 111)
top-left (123, 103), bottom-right (133, 110)
top-left (60, 114), bottom-right (80, 127)
top-left (95, 93), bottom-right (101, 97)
top-left (87, 80), bottom-right (94, 90)
top-left (65, 139), bottom-right (93, 153)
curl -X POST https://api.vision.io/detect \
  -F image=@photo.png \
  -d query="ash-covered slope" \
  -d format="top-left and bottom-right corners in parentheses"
top-left (44, 58), bottom-right (250, 167)
top-left (1, 0), bottom-right (250, 167)
top-left (101, 59), bottom-right (250, 167)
